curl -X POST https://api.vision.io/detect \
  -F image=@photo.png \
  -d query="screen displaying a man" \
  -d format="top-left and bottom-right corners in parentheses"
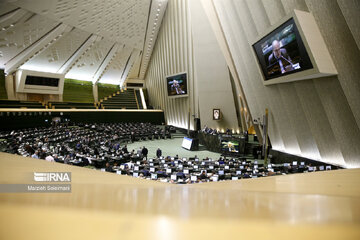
top-left (252, 19), bottom-right (312, 81)
top-left (268, 40), bottom-right (294, 74)
top-left (167, 73), bottom-right (188, 97)
top-left (170, 80), bottom-right (185, 95)
top-left (221, 141), bottom-right (239, 153)
top-left (227, 142), bottom-right (236, 152)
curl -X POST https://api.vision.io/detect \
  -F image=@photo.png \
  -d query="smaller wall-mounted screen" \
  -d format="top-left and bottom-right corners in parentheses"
top-left (221, 139), bottom-right (240, 153)
top-left (166, 73), bottom-right (188, 97)
top-left (252, 18), bottom-right (313, 81)
top-left (25, 75), bottom-right (59, 87)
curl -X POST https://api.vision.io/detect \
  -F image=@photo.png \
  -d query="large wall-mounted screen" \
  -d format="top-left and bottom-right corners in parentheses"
top-left (25, 75), bottom-right (60, 87)
top-left (166, 73), bottom-right (188, 97)
top-left (16, 69), bottom-right (65, 94)
top-left (252, 18), bottom-right (313, 81)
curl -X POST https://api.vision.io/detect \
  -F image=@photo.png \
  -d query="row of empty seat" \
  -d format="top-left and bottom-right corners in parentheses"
top-left (99, 88), bottom-right (139, 109)
top-left (48, 102), bottom-right (97, 109)
top-left (0, 89), bottom-right (144, 109)
top-left (0, 100), bottom-right (45, 109)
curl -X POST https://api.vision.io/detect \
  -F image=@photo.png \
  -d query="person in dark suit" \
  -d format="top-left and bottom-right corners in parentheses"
top-left (105, 162), bottom-right (113, 172)
top-left (142, 146), bottom-right (148, 160)
top-left (39, 149), bottom-right (46, 159)
top-left (268, 40), bottom-right (293, 74)
top-left (24, 144), bottom-right (35, 155)
top-left (156, 148), bottom-right (162, 158)
top-left (199, 170), bottom-right (207, 180)
top-left (122, 145), bottom-right (128, 154)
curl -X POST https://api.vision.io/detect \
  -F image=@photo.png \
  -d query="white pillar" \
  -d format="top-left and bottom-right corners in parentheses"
top-left (93, 84), bottom-right (98, 103)
top-left (5, 74), bottom-right (15, 100)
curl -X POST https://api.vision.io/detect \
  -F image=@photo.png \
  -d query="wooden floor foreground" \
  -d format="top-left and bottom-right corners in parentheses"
top-left (0, 152), bottom-right (359, 240)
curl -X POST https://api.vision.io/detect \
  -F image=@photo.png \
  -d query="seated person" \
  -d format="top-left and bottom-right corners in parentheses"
top-left (105, 162), bottom-right (113, 172)
top-left (199, 170), bottom-right (207, 180)
top-left (45, 153), bottom-right (55, 162)
top-left (53, 154), bottom-right (60, 162)
top-left (31, 151), bottom-right (39, 159)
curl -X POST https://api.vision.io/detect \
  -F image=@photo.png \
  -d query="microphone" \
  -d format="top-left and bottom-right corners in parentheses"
top-left (280, 55), bottom-right (293, 66)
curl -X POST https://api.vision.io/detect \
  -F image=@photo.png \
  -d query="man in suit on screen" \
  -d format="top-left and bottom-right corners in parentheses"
top-left (268, 40), bottom-right (293, 74)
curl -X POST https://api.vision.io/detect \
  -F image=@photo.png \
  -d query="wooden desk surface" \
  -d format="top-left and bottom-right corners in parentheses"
top-left (0, 152), bottom-right (359, 240)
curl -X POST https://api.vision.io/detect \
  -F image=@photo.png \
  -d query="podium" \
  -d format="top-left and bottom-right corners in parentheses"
top-left (181, 137), bottom-right (199, 151)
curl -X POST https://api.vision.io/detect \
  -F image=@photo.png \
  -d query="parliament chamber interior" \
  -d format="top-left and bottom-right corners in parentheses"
top-left (0, 0), bottom-right (359, 239)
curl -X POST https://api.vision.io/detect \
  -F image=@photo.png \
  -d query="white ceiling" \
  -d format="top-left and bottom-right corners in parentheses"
top-left (20, 27), bottom-right (90, 73)
top-left (0, 0), bottom-right (168, 85)
top-left (65, 36), bottom-right (114, 81)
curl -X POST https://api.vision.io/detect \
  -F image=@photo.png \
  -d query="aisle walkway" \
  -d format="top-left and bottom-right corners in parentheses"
top-left (126, 137), bottom-right (222, 160)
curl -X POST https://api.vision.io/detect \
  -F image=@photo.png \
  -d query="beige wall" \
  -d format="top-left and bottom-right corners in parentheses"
top-left (189, 0), bottom-right (239, 131)
top-left (145, 0), bottom-right (360, 168)
top-left (145, 0), bottom-right (195, 130)
top-left (209, 0), bottom-right (360, 168)
top-left (145, 0), bottom-right (239, 131)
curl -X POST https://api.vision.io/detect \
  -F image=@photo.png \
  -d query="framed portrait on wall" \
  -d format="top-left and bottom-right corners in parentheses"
top-left (213, 109), bottom-right (221, 120)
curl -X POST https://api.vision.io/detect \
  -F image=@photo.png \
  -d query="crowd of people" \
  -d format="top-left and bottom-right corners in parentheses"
top-left (0, 122), bottom-right (337, 184)
top-left (202, 125), bottom-right (238, 136)
top-left (102, 154), bottom-right (335, 184)
top-left (202, 125), bottom-right (220, 135)
top-left (1, 122), bottom-right (169, 165)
